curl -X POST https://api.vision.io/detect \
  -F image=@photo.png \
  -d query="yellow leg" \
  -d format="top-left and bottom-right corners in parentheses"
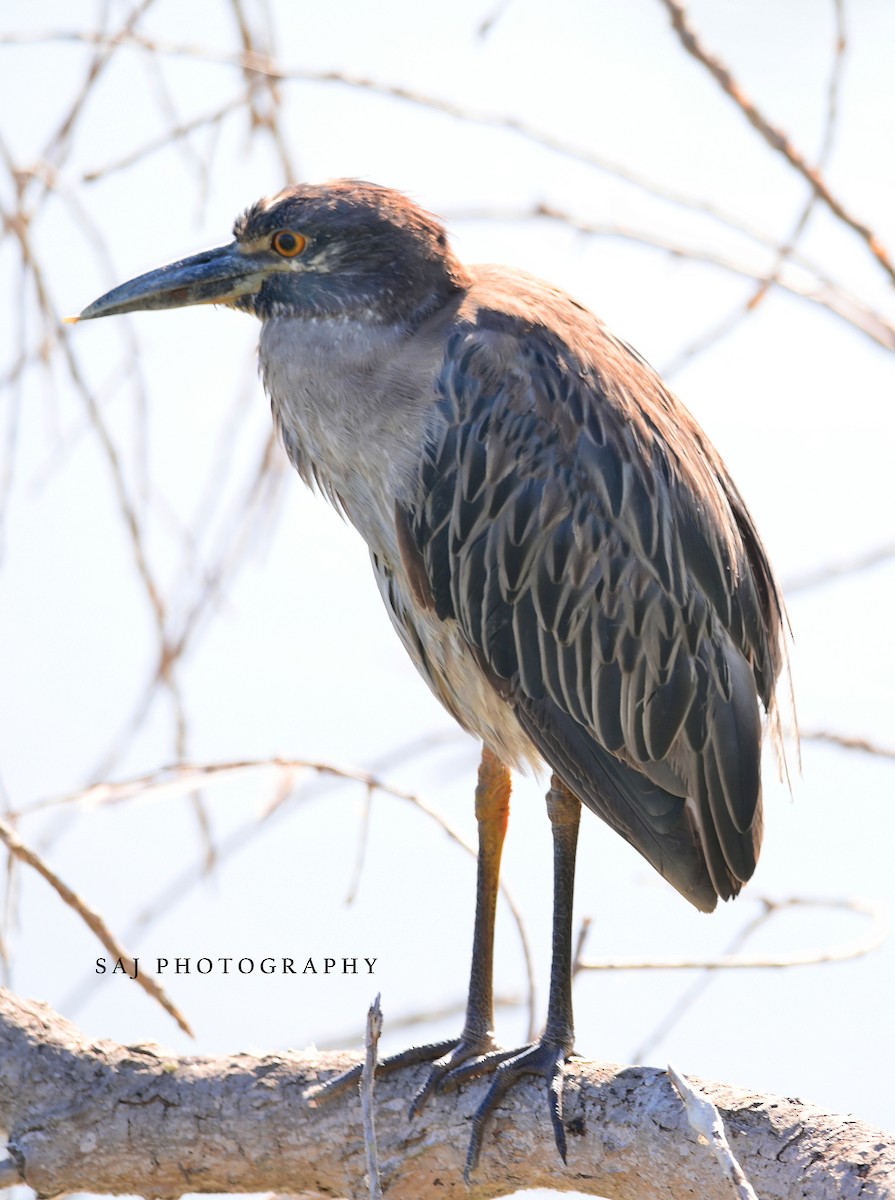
top-left (310, 746), bottom-right (518, 1150)
top-left (462, 745), bottom-right (512, 1042)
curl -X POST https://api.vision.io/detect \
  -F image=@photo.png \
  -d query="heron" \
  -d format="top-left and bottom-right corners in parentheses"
top-left (73, 179), bottom-right (786, 1175)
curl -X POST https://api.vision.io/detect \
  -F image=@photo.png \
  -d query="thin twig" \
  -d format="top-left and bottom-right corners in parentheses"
top-left (2, 14), bottom-right (301, 792)
top-left (361, 994), bottom-right (384, 1200)
top-left (22, 754), bottom-right (536, 1027)
top-left (346, 783), bottom-right (375, 906)
top-left (452, 204), bottom-right (895, 351)
top-left (478, 0), bottom-right (513, 38)
top-left (83, 94), bottom-right (249, 182)
top-left (24, 743), bottom-right (536, 1041)
top-left (627, 896), bottom-right (789, 1064)
top-left (575, 896), bottom-right (889, 972)
top-left (0, 815), bottom-right (192, 1036)
top-left (315, 992), bottom-right (522, 1052)
top-left (659, 0), bottom-right (895, 285)
top-left (798, 730), bottom-right (895, 761)
top-left (658, 1), bottom-right (849, 375)
top-left (784, 542), bottom-right (895, 594)
top-left (85, 429), bottom-right (287, 785)
top-left (230, 0), bottom-right (297, 181)
top-left (38, 1), bottom-right (157, 190)
top-left (8, 214), bottom-right (167, 629)
top-left (1, 28), bottom-right (849, 259)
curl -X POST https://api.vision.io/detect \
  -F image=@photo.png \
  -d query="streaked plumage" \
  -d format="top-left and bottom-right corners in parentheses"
top-left (393, 266), bottom-right (784, 912)
top-left (75, 179), bottom-right (787, 1173)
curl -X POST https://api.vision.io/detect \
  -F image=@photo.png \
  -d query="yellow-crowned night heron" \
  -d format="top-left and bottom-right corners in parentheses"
top-left (74, 179), bottom-right (786, 1175)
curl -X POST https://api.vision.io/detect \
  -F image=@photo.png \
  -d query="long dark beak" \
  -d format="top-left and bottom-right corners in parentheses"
top-left (70, 243), bottom-right (266, 321)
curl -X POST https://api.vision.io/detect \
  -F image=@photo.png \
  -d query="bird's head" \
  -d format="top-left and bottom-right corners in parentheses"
top-left (71, 180), bottom-right (466, 327)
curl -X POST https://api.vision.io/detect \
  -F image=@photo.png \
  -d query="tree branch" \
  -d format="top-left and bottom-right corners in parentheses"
top-left (659, 0), bottom-right (895, 286)
top-left (2, 988), bottom-right (893, 1199)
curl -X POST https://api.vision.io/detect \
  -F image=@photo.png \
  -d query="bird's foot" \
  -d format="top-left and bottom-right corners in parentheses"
top-left (442, 1035), bottom-right (576, 1180)
top-left (306, 1031), bottom-right (574, 1181)
top-left (305, 1029), bottom-right (506, 1105)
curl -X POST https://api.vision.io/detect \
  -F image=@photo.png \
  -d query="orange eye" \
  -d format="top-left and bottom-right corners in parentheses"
top-left (272, 230), bottom-right (307, 258)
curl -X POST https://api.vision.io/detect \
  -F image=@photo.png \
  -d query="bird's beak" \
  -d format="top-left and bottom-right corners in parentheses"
top-left (68, 243), bottom-right (266, 322)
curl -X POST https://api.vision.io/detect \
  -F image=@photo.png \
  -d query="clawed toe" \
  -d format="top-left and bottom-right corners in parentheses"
top-left (305, 1037), bottom-right (457, 1105)
top-left (408, 1034), bottom-right (507, 1117)
top-left (305, 1060), bottom-right (364, 1105)
top-left (464, 1038), bottom-right (573, 1180)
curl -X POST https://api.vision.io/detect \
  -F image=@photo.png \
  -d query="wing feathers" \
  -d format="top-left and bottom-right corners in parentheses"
top-left (403, 313), bottom-right (783, 908)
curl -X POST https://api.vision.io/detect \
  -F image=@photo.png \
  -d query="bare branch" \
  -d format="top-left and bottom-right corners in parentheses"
top-left (3, 988), bottom-right (893, 1199)
top-left (798, 730), bottom-right (895, 761)
top-left (362, 994), bottom-right (384, 1200)
top-left (451, 204), bottom-right (895, 351)
top-left (784, 543), bottom-right (895, 594)
top-left (3, 208), bottom-right (167, 629)
top-left (1, 27), bottom-right (852, 258)
top-left (659, 0), bottom-right (895, 285)
top-left (315, 993), bottom-right (523, 1052)
top-left (0, 817), bottom-right (192, 1036)
top-left (576, 895), bottom-right (889, 973)
top-left (38, 1), bottom-right (157, 181)
top-left (82, 93), bottom-right (249, 182)
top-left (661, 0), bottom-right (848, 374)
top-left (9, 752), bottom-right (536, 1040)
top-left (477, 0), bottom-right (513, 39)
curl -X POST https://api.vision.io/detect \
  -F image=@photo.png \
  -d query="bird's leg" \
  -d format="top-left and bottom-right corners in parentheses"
top-left (305, 763), bottom-right (581, 1178)
top-left (446, 774), bottom-right (582, 1178)
top-left (305, 745), bottom-right (511, 1104)
top-left (463, 743), bottom-right (512, 1045)
top-left (540, 775), bottom-right (581, 1054)
top-left (406, 744), bottom-right (512, 1112)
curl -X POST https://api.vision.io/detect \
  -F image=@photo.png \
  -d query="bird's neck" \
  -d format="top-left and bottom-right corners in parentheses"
top-left (259, 312), bottom-right (445, 557)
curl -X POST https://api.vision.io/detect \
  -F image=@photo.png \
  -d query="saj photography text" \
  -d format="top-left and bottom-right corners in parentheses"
top-left (94, 955), bottom-right (379, 980)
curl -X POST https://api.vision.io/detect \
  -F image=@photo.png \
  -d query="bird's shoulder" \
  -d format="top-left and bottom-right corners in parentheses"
top-left (425, 262), bottom-right (782, 699)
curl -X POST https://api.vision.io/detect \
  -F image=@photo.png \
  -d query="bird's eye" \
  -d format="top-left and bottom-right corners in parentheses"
top-left (272, 230), bottom-right (307, 258)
